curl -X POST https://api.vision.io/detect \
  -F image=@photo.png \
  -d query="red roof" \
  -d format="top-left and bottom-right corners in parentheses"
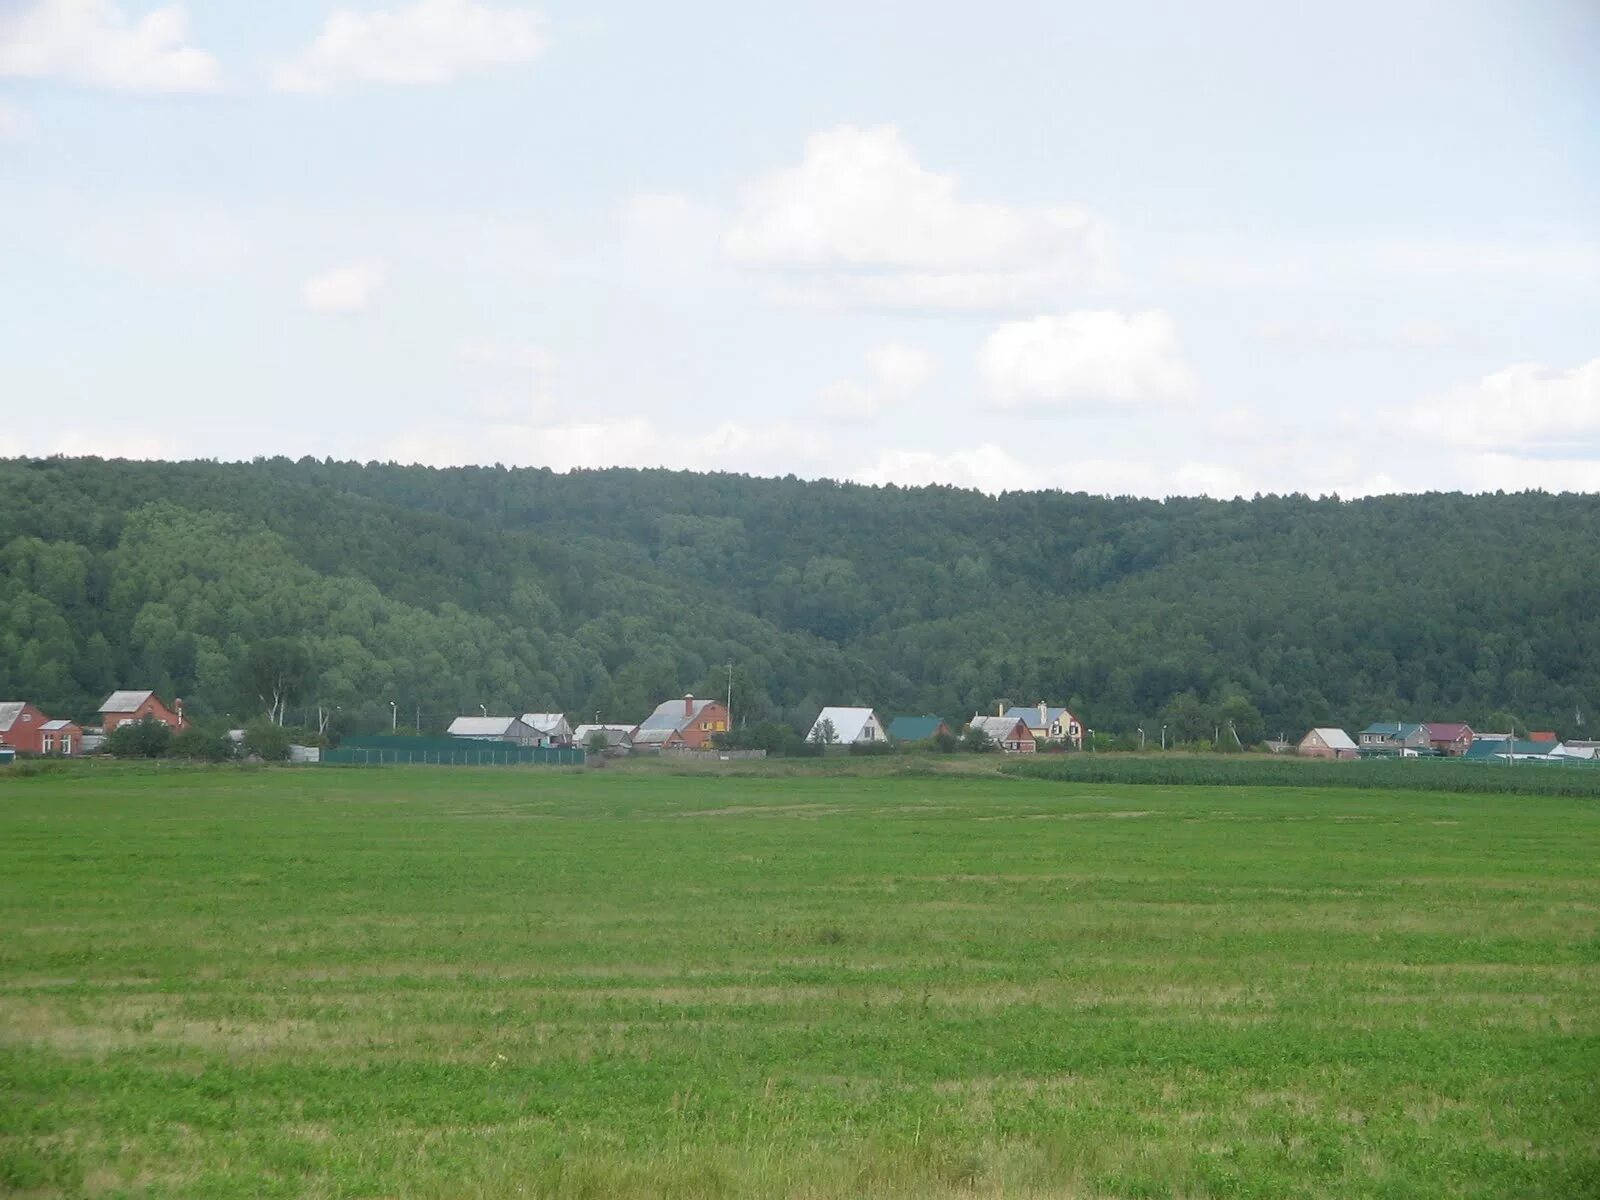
top-left (1424, 722), bottom-right (1472, 740)
top-left (1528, 731), bottom-right (1558, 742)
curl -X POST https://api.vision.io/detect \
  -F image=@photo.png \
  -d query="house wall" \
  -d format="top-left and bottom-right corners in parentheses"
top-left (41, 723), bottom-right (83, 755)
top-left (1001, 722), bottom-right (1037, 754)
top-left (1298, 734), bottom-right (1334, 759)
top-left (0, 703), bottom-right (51, 754)
top-left (103, 696), bottom-right (183, 732)
top-left (679, 700), bottom-right (729, 749)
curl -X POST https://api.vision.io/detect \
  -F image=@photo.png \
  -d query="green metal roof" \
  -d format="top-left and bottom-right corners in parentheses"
top-left (888, 715), bottom-right (947, 742)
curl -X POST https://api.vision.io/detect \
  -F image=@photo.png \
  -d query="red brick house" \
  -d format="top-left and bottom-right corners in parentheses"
top-left (635, 694), bottom-right (730, 750)
top-left (968, 714), bottom-right (1038, 753)
top-left (1, 701), bottom-right (53, 754)
top-left (39, 719), bottom-right (83, 756)
top-left (1298, 727), bottom-right (1358, 760)
top-left (0, 704), bottom-right (84, 756)
top-left (98, 690), bottom-right (185, 732)
top-left (1424, 722), bottom-right (1474, 756)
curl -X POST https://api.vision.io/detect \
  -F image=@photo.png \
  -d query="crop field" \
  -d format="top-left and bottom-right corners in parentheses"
top-left (2, 764), bottom-right (1597, 1199)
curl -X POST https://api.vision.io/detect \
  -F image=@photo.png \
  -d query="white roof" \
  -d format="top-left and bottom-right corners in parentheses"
top-left (520, 713), bottom-right (571, 735)
top-left (970, 715), bottom-right (1029, 742)
top-left (1553, 743), bottom-right (1596, 760)
top-left (0, 702), bottom-right (26, 731)
top-left (807, 706), bottom-right (881, 743)
top-left (100, 690), bottom-right (155, 713)
top-left (448, 716), bottom-right (529, 738)
top-left (40, 719), bottom-right (75, 731)
top-left (1305, 727), bottom-right (1357, 750)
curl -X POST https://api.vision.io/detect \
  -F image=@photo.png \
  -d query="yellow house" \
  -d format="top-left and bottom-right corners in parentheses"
top-left (1001, 702), bottom-right (1083, 748)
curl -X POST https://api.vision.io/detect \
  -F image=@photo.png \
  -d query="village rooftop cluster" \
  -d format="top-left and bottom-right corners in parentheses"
top-left (3, 688), bottom-right (1595, 768)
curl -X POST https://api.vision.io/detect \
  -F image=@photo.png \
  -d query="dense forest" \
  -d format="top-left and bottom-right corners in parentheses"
top-left (1, 455), bottom-right (1596, 742)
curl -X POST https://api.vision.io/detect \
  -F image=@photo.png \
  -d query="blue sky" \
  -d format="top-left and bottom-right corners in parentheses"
top-left (1, 0), bottom-right (1596, 495)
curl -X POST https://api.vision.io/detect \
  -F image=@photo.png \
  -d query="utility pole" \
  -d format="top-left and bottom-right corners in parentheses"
top-left (1161, 724), bottom-right (1167, 751)
top-left (1137, 727), bottom-right (1145, 751)
top-left (726, 661), bottom-right (734, 729)
top-left (390, 701), bottom-right (397, 731)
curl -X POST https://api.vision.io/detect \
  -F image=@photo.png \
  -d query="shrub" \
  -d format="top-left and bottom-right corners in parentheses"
top-left (106, 717), bottom-right (172, 759)
top-left (242, 718), bottom-right (292, 762)
top-left (169, 722), bottom-right (235, 762)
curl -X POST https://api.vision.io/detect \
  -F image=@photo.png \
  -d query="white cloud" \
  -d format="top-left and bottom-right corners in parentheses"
top-left (377, 416), bottom-right (834, 477)
top-left (724, 125), bottom-right (1111, 311)
top-left (853, 444), bottom-right (1042, 494)
top-left (0, 0), bottom-right (220, 92)
top-left (1175, 238), bottom-right (1599, 290)
top-left (1458, 452), bottom-right (1600, 493)
top-left (817, 342), bottom-right (936, 421)
top-left (0, 100), bottom-right (31, 140)
top-left (980, 310), bottom-right (1196, 409)
top-left (273, 0), bottom-right (544, 92)
top-left (1254, 318), bottom-right (1462, 352)
top-left (455, 339), bottom-right (560, 422)
top-left (1410, 357), bottom-right (1600, 450)
top-left (302, 260), bottom-right (387, 312)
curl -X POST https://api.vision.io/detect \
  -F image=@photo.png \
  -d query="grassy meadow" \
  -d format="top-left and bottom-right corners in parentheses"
top-left (1, 763), bottom-right (1596, 1198)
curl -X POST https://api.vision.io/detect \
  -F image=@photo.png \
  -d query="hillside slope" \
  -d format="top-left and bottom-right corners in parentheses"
top-left (1, 457), bottom-right (1596, 738)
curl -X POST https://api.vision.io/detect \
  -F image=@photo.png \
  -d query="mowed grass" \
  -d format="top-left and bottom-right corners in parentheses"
top-left (1, 767), bottom-right (1597, 1199)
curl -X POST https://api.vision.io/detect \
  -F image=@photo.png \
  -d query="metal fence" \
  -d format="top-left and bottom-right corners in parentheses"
top-left (323, 735), bottom-right (584, 767)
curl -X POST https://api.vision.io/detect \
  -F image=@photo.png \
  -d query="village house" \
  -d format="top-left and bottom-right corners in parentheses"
top-left (0, 702), bottom-right (81, 756)
top-left (807, 706), bottom-right (885, 745)
top-left (1297, 727), bottom-right (1358, 760)
top-left (1001, 702), bottom-right (1083, 749)
top-left (520, 713), bottom-right (574, 746)
top-left (636, 694), bottom-right (729, 750)
top-left (631, 726), bottom-right (685, 752)
top-left (887, 715), bottom-right (952, 743)
top-left (1424, 722), bottom-right (1474, 756)
top-left (1357, 722), bottom-right (1430, 753)
top-left (98, 690), bottom-right (184, 732)
top-left (446, 716), bottom-right (539, 745)
top-left (968, 714), bottom-right (1037, 753)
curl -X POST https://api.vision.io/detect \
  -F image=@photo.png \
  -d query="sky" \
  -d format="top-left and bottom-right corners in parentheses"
top-left (0, 0), bottom-right (1596, 497)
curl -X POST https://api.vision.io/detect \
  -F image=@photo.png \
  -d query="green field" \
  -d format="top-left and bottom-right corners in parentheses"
top-left (2, 765), bottom-right (1597, 1199)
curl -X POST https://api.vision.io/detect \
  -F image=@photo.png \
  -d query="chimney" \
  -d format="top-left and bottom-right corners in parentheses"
top-left (1039, 701), bottom-right (1048, 725)
top-left (996, 700), bottom-right (1005, 717)
top-left (683, 694), bottom-right (694, 717)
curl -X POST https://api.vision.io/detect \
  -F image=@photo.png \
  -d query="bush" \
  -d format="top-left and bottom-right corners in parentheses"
top-left (242, 718), bottom-right (292, 762)
top-left (169, 722), bottom-right (235, 762)
top-left (932, 730), bottom-right (959, 754)
top-left (960, 727), bottom-right (995, 754)
top-left (106, 717), bottom-right (172, 759)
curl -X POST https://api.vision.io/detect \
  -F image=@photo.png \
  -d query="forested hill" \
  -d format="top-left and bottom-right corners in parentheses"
top-left (2, 455), bottom-right (1597, 741)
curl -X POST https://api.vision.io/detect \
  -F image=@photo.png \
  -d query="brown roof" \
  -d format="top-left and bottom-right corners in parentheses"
top-left (1424, 722), bottom-right (1472, 740)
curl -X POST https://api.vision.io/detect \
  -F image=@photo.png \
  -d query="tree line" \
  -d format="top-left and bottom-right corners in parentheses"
top-left (1, 455), bottom-right (1596, 742)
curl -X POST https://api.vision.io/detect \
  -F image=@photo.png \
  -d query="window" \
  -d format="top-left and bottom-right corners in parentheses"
top-left (42, 735), bottom-right (53, 753)
top-left (21, 712), bottom-right (31, 723)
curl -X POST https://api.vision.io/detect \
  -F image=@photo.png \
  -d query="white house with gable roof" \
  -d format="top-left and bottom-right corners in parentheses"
top-left (806, 706), bottom-right (885, 745)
